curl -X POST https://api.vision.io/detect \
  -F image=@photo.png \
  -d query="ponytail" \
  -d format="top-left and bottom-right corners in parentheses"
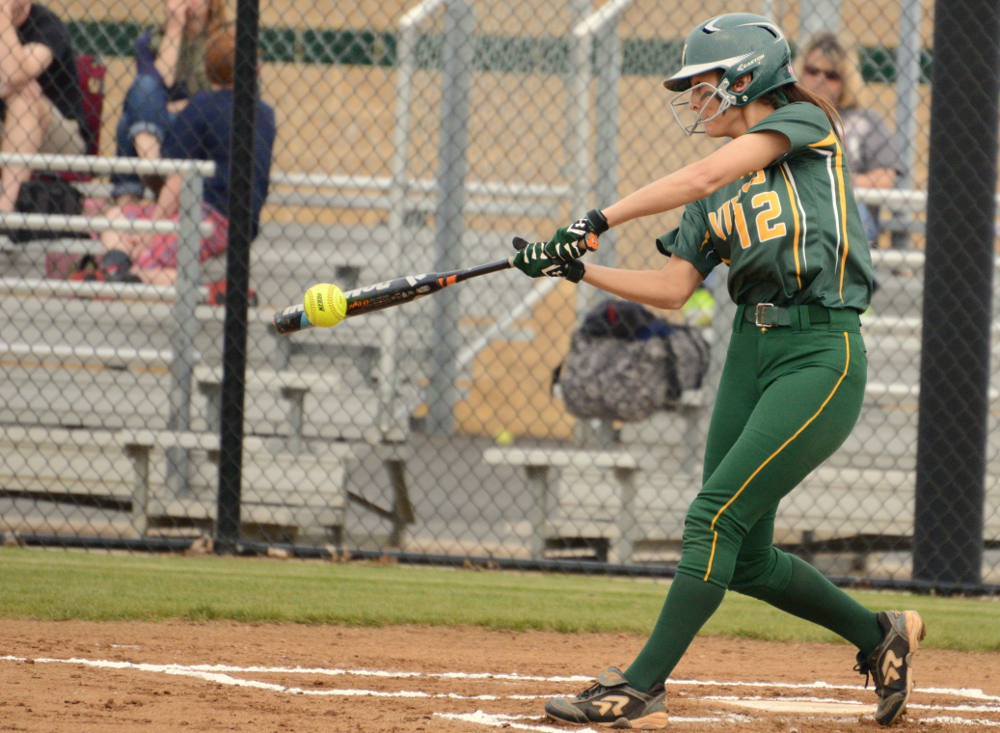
top-left (777, 83), bottom-right (844, 139)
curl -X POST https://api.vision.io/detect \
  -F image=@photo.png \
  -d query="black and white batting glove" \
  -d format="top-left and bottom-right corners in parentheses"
top-left (512, 241), bottom-right (586, 282)
top-left (545, 208), bottom-right (608, 260)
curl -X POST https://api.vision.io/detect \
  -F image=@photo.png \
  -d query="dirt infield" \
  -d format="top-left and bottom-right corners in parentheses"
top-left (0, 619), bottom-right (996, 732)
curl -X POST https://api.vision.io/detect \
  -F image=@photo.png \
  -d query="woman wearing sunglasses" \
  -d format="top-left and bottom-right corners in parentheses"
top-left (799, 32), bottom-right (901, 245)
top-left (511, 14), bottom-right (923, 729)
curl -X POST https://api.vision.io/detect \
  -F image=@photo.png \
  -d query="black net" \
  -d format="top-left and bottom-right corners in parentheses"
top-left (0, 0), bottom-right (997, 592)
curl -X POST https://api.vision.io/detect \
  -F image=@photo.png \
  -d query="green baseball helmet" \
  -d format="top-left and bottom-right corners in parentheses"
top-left (664, 14), bottom-right (795, 107)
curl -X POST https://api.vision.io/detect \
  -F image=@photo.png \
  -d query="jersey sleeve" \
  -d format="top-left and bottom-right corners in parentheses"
top-left (655, 201), bottom-right (719, 277)
top-left (746, 102), bottom-right (833, 155)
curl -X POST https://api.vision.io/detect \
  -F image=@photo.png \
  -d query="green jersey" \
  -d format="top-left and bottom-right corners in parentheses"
top-left (657, 102), bottom-right (873, 311)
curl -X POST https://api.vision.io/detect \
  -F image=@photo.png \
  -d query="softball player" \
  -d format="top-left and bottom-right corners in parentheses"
top-left (513, 14), bottom-right (925, 729)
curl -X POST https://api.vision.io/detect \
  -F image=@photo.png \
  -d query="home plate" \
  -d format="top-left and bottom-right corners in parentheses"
top-left (712, 699), bottom-right (867, 715)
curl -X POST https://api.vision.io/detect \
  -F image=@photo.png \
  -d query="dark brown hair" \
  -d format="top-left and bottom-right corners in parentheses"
top-left (759, 82), bottom-right (844, 139)
top-left (205, 28), bottom-right (236, 87)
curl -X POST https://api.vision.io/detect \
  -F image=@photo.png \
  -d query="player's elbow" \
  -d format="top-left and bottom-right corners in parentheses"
top-left (654, 291), bottom-right (691, 311)
top-left (649, 275), bottom-right (696, 311)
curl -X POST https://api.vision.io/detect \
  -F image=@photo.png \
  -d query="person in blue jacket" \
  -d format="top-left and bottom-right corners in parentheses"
top-left (100, 28), bottom-right (276, 287)
top-left (110, 0), bottom-right (229, 202)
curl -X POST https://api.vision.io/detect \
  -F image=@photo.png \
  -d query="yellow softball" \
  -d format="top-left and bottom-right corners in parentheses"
top-left (303, 283), bottom-right (347, 328)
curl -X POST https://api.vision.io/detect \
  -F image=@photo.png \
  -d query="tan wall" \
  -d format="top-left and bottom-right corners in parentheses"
top-left (455, 282), bottom-right (578, 440)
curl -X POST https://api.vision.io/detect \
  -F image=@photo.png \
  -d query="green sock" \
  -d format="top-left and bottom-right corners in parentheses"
top-left (748, 554), bottom-right (883, 656)
top-left (624, 572), bottom-right (726, 691)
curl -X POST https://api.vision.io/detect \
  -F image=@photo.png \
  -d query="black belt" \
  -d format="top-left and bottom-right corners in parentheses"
top-left (737, 303), bottom-right (859, 330)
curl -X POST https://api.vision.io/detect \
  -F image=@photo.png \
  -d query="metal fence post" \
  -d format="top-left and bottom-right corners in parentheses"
top-left (913, 0), bottom-right (1000, 587)
top-left (165, 171), bottom-right (203, 497)
top-left (571, 0), bottom-right (640, 320)
top-left (593, 17), bottom-right (620, 269)
top-left (889, 0), bottom-right (923, 249)
top-left (382, 0), bottom-right (448, 442)
top-left (216, 0), bottom-right (261, 552)
top-left (425, 0), bottom-right (474, 435)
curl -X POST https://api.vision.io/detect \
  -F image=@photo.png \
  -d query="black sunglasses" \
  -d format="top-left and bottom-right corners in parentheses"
top-left (804, 65), bottom-right (841, 81)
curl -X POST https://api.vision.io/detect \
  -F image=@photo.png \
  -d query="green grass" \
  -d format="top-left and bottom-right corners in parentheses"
top-left (1, 548), bottom-right (998, 652)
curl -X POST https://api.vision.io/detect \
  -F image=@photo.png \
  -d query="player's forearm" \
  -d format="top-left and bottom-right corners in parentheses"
top-left (580, 263), bottom-right (698, 311)
top-left (601, 163), bottom-right (715, 228)
top-left (601, 132), bottom-right (790, 228)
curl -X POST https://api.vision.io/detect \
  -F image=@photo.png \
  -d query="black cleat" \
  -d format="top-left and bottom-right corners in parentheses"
top-left (855, 610), bottom-right (927, 725)
top-left (544, 667), bottom-right (668, 729)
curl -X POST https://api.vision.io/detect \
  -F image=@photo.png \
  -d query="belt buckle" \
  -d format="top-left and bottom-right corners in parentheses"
top-left (755, 303), bottom-right (775, 328)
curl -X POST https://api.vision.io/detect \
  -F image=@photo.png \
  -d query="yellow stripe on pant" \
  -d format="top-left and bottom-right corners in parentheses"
top-left (703, 332), bottom-right (851, 581)
top-left (677, 308), bottom-right (865, 589)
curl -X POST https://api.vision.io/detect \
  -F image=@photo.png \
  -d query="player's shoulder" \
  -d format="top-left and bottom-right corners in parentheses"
top-left (748, 101), bottom-right (835, 154)
top-left (765, 101), bottom-right (830, 127)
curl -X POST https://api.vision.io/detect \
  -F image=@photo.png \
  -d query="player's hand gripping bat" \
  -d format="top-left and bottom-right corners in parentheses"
top-left (272, 233), bottom-right (597, 336)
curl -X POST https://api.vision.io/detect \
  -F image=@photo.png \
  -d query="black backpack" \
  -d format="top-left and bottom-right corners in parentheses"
top-left (7, 178), bottom-right (84, 243)
top-left (556, 299), bottom-right (710, 422)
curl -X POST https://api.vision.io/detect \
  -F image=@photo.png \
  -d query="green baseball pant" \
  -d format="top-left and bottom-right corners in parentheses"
top-left (678, 305), bottom-right (866, 590)
top-left (624, 305), bottom-right (884, 692)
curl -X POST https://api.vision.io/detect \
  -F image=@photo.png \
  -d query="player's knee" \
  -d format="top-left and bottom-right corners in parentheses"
top-left (680, 497), bottom-right (716, 543)
top-left (728, 546), bottom-right (792, 598)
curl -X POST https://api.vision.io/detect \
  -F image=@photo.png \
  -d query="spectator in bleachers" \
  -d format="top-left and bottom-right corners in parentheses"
top-left (0, 0), bottom-right (91, 213)
top-left (110, 0), bottom-right (229, 203)
top-left (100, 27), bottom-right (276, 287)
top-left (798, 32), bottom-right (901, 245)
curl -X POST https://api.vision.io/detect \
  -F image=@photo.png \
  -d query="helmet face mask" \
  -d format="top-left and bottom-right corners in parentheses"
top-left (670, 80), bottom-right (735, 136)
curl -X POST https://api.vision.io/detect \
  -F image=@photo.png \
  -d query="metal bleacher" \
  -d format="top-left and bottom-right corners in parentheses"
top-left (5, 151), bottom-right (994, 561)
top-left (0, 157), bottom-right (548, 546)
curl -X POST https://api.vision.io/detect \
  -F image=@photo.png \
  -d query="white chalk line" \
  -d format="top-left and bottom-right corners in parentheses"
top-left (433, 712), bottom-right (748, 732)
top-left (2, 655), bottom-right (995, 703)
top-left (705, 694), bottom-right (1000, 715)
top-left (0, 656), bottom-right (508, 700)
top-left (3, 655), bottom-right (1000, 722)
top-left (434, 712), bottom-right (600, 733)
top-left (0, 656), bottom-right (594, 684)
top-left (919, 718), bottom-right (1000, 728)
top-left (666, 677), bottom-right (1000, 703)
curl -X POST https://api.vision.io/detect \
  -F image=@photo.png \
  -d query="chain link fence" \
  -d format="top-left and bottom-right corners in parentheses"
top-left (0, 0), bottom-right (997, 590)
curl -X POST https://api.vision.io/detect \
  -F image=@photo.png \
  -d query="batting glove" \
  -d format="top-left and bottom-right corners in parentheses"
top-left (546, 208), bottom-right (608, 259)
top-left (512, 241), bottom-right (586, 282)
